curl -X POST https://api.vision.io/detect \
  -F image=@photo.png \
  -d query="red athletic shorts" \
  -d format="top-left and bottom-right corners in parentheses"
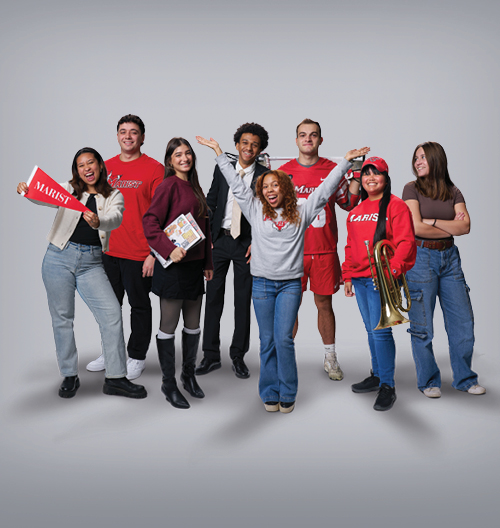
top-left (301, 253), bottom-right (342, 295)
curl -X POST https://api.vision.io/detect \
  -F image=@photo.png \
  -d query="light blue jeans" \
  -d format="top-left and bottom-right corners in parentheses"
top-left (42, 242), bottom-right (127, 378)
top-left (252, 277), bottom-right (302, 403)
top-left (406, 244), bottom-right (477, 391)
top-left (352, 277), bottom-right (396, 387)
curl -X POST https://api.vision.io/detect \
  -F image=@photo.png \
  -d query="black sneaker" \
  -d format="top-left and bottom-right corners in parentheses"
top-left (373, 384), bottom-right (396, 411)
top-left (351, 371), bottom-right (380, 393)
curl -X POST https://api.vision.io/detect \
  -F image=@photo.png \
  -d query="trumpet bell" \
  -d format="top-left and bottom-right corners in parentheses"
top-left (375, 305), bottom-right (410, 330)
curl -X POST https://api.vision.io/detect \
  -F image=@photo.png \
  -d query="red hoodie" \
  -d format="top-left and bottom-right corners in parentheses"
top-left (342, 195), bottom-right (416, 282)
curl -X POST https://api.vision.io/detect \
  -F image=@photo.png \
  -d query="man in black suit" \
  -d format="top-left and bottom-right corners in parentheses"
top-left (196, 123), bottom-right (269, 379)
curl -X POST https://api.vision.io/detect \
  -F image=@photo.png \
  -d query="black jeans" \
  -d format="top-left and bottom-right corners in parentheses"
top-left (202, 233), bottom-right (252, 361)
top-left (102, 254), bottom-right (153, 360)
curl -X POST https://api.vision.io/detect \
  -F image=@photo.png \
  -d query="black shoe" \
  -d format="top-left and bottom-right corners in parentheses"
top-left (195, 357), bottom-right (221, 375)
top-left (59, 376), bottom-right (80, 398)
top-left (351, 371), bottom-right (380, 393)
top-left (161, 382), bottom-right (190, 409)
top-left (181, 371), bottom-right (205, 399)
top-left (232, 357), bottom-right (250, 379)
top-left (103, 377), bottom-right (147, 399)
top-left (373, 384), bottom-right (396, 411)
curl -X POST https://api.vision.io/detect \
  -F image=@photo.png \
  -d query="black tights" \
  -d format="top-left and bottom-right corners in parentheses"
top-left (159, 296), bottom-right (203, 335)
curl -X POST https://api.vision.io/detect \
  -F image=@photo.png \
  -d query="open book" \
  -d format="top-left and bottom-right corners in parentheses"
top-left (150, 212), bottom-right (206, 268)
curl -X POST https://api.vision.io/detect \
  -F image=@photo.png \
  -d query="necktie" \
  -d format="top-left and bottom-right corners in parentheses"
top-left (230, 170), bottom-right (245, 239)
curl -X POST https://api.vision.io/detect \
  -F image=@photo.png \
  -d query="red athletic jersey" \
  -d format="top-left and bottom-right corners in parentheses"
top-left (279, 158), bottom-right (359, 255)
top-left (342, 195), bottom-right (416, 282)
top-left (105, 154), bottom-right (164, 261)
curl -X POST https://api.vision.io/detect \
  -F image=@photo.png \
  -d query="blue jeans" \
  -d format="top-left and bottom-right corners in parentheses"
top-left (252, 277), bottom-right (302, 403)
top-left (406, 244), bottom-right (477, 391)
top-left (352, 277), bottom-right (396, 387)
top-left (42, 242), bottom-right (127, 378)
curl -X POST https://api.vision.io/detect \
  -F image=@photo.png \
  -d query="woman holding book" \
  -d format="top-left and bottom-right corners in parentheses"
top-left (143, 137), bottom-right (213, 409)
top-left (16, 148), bottom-right (147, 400)
top-left (196, 135), bottom-right (369, 413)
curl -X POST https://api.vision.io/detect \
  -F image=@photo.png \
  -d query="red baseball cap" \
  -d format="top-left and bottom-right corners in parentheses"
top-left (361, 156), bottom-right (389, 174)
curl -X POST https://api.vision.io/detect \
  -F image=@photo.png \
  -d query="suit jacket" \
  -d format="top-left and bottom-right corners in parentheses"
top-left (207, 161), bottom-right (268, 247)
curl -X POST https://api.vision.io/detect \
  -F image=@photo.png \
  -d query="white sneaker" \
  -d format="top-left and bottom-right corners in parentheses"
top-left (423, 387), bottom-right (441, 398)
top-left (86, 354), bottom-right (105, 372)
top-left (324, 352), bottom-right (344, 381)
top-left (126, 358), bottom-right (146, 380)
top-left (467, 384), bottom-right (486, 395)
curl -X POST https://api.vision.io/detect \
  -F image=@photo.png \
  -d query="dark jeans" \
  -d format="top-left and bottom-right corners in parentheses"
top-left (202, 233), bottom-right (252, 361)
top-left (102, 254), bottom-right (153, 361)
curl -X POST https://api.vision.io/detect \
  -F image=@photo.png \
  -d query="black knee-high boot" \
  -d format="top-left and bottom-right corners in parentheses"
top-left (181, 331), bottom-right (205, 399)
top-left (156, 337), bottom-right (190, 409)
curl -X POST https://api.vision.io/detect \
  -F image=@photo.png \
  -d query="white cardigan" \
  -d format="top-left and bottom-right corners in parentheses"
top-left (31, 182), bottom-right (125, 252)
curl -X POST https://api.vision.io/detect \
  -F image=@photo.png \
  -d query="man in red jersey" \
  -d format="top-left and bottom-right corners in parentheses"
top-left (279, 119), bottom-right (361, 380)
top-left (86, 115), bottom-right (164, 380)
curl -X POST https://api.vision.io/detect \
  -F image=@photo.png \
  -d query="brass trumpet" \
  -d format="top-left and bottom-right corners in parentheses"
top-left (364, 239), bottom-right (412, 330)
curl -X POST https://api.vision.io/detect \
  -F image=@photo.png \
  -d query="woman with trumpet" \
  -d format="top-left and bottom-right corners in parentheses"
top-left (403, 142), bottom-right (484, 397)
top-left (343, 157), bottom-right (416, 411)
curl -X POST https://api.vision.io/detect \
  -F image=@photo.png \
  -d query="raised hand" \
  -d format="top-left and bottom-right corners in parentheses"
top-left (196, 136), bottom-right (223, 156)
top-left (345, 147), bottom-right (370, 162)
top-left (17, 182), bottom-right (28, 195)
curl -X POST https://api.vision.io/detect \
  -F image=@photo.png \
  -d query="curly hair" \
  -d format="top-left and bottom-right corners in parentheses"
top-left (255, 170), bottom-right (301, 226)
top-left (233, 122), bottom-right (269, 151)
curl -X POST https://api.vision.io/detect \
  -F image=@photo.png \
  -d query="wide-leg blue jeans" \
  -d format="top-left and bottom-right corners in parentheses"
top-left (42, 242), bottom-right (127, 378)
top-left (405, 244), bottom-right (477, 391)
top-left (352, 277), bottom-right (396, 387)
top-left (252, 277), bottom-right (302, 403)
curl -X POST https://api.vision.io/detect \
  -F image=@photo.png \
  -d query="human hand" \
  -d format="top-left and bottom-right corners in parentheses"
top-left (204, 270), bottom-right (214, 281)
top-left (245, 244), bottom-right (252, 264)
top-left (83, 210), bottom-right (100, 229)
top-left (344, 281), bottom-right (355, 297)
top-left (195, 136), bottom-right (223, 156)
top-left (170, 247), bottom-right (187, 263)
top-left (454, 212), bottom-right (465, 221)
top-left (345, 147), bottom-right (370, 162)
top-left (142, 255), bottom-right (155, 277)
top-left (17, 182), bottom-right (28, 195)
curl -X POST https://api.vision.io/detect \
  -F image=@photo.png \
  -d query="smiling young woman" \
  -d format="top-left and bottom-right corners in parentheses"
top-left (197, 135), bottom-right (368, 413)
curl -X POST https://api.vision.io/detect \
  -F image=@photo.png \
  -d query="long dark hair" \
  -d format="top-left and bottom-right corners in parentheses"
top-left (412, 141), bottom-right (455, 201)
top-left (70, 148), bottom-right (113, 199)
top-left (360, 165), bottom-right (391, 246)
top-left (164, 137), bottom-right (207, 217)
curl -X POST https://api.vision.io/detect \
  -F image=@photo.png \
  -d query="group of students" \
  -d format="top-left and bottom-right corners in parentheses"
top-left (17, 114), bottom-right (485, 413)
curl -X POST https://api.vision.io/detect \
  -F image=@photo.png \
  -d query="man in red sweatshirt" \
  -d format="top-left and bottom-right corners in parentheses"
top-left (86, 115), bottom-right (164, 380)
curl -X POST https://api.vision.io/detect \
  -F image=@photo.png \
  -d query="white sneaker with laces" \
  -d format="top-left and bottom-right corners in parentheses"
top-left (86, 354), bottom-right (105, 372)
top-left (467, 384), bottom-right (486, 395)
top-left (423, 387), bottom-right (441, 398)
top-left (324, 352), bottom-right (344, 381)
top-left (127, 358), bottom-right (146, 380)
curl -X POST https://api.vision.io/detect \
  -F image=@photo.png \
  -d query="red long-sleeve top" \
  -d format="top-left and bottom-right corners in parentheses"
top-left (142, 175), bottom-right (213, 271)
top-left (342, 195), bottom-right (416, 282)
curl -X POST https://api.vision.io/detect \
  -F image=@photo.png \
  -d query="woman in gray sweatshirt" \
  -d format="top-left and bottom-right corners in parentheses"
top-left (197, 136), bottom-right (369, 413)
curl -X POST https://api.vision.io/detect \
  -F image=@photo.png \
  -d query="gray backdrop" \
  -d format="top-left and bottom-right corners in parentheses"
top-left (1, 1), bottom-right (499, 527)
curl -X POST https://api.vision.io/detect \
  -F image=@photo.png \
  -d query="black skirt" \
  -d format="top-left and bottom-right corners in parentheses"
top-left (152, 259), bottom-right (205, 300)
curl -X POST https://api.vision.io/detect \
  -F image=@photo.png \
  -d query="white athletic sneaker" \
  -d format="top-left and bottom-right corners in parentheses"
top-left (467, 384), bottom-right (486, 395)
top-left (324, 352), bottom-right (344, 381)
top-left (126, 358), bottom-right (146, 380)
top-left (86, 354), bottom-right (105, 372)
top-left (423, 387), bottom-right (441, 398)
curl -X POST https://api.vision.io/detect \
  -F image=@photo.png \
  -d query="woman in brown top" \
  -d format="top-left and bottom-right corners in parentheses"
top-left (402, 141), bottom-right (485, 398)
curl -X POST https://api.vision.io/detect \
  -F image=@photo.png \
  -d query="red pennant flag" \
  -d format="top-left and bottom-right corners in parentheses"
top-left (23, 166), bottom-right (89, 213)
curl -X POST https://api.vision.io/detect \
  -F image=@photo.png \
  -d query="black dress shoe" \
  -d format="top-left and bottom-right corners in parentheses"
top-left (103, 377), bottom-right (147, 399)
top-left (232, 357), bottom-right (250, 379)
top-left (195, 357), bottom-right (221, 376)
top-left (59, 376), bottom-right (80, 398)
top-left (161, 382), bottom-right (190, 409)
